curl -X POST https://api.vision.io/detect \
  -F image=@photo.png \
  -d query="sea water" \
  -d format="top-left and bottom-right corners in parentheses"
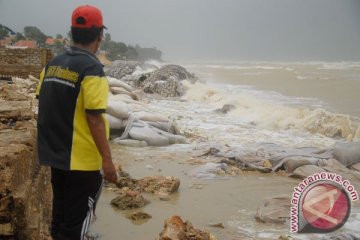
top-left (91, 62), bottom-right (360, 239)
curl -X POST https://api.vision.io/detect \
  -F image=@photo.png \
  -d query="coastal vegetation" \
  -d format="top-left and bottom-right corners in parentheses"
top-left (0, 25), bottom-right (162, 61)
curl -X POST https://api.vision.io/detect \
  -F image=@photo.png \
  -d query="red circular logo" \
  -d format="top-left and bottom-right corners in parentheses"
top-left (301, 183), bottom-right (350, 232)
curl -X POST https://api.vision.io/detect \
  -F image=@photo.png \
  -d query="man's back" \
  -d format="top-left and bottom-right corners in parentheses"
top-left (37, 46), bottom-right (109, 171)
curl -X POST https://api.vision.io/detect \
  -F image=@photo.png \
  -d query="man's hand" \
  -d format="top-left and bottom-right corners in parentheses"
top-left (102, 158), bottom-right (118, 183)
top-left (86, 112), bottom-right (118, 183)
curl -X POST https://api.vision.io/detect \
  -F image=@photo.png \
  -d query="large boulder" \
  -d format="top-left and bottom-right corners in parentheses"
top-left (105, 60), bottom-right (142, 79)
top-left (142, 65), bottom-right (197, 97)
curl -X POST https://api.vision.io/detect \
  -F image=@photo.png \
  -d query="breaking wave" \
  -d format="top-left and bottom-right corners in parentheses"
top-left (182, 80), bottom-right (360, 141)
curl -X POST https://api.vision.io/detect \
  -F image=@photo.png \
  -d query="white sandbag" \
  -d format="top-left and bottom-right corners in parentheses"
top-left (255, 195), bottom-right (291, 224)
top-left (188, 163), bottom-right (227, 179)
top-left (133, 111), bottom-right (168, 122)
top-left (129, 125), bottom-right (169, 146)
top-left (283, 157), bottom-right (319, 173)
top-left (150, 126), bottom-right (187, 144)
top-left (106, 114), bottom-right (123, 129)
top-left (110, 94), bottom-right (144, 105)
top-left (110, 87), bottom-right (139, 100)
top-left (350, 162), bottom-right (360, 171)
top-left (106, 100), bottom-right (129, 119)
top-left (107, 76), bottom-right (133, 92)
top-left (146, 121), bottom-right (172, 132)
top-left (289, 165), bottom-right (325, 179)
top-left (333, 142), bottom-right (360, 166)
top-left (127, 104), bottom-right (147, 112)
top-left (112, 138), bottom-right (148, 147)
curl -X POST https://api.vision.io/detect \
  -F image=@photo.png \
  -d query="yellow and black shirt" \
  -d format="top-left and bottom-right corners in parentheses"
top-left (36, 46), bottom-right (109, 171)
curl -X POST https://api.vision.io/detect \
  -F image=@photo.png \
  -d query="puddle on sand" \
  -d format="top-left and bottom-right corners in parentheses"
top-left (89, 144), bottom-right (360, 240)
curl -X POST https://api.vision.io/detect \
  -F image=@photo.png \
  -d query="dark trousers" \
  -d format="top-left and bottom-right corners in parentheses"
top-left (50, 168), bottom-right (103, 240)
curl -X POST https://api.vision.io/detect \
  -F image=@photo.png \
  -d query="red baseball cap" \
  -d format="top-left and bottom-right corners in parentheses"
top-left (71, 5), bottom-right (107, 29)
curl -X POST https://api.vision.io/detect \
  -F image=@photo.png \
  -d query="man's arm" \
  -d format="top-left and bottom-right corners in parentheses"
top-left (86, 113), bottom-right (118, 183)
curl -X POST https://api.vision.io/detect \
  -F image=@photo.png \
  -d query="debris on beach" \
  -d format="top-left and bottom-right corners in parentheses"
top-left (158, 215), bottom-right (217, 240)
top-left (110, 189), bottom-right (149, 210)
top-left (137, 176), bottom-right (180, 195)
top-left (114, 171), bottom-right (180, 196)
top-left (127, 211), bottom-right (152, 221)
top-left (255, 195), bottom-right (291, 224)
top-left (196, 142), bottom-right (360, 181)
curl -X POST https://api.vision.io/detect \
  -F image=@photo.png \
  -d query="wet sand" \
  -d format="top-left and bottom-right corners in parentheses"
top-left (90, 144), bottom-right (360, 240)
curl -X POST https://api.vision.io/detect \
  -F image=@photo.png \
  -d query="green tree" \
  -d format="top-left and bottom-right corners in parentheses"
top-left (0, 26), bottom-right (9, 39)
top-left (125, 45), bottom-right (138, 60)
top-left (24, 26), bottom-right (47, 45)
top-left (106, 41), bottom-right (128, 61)
top-left (56, 34), bottom-right (63, 39)
top-left (13, 32), bottom-right (25, 43)
top-left (100, 33), bottom-right (111, 51)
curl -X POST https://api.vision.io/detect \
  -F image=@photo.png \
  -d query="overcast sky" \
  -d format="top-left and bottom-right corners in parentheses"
top-left (1, 0), bottom-right (360, 61)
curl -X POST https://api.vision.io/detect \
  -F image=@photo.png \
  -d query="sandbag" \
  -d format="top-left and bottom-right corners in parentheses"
top-left (133, 111), bottom-right (168, 122)
top-left (317, 158), bottom-right (349, 172)
top-left (289, 165), bottom-right (325, 179)
top-left (333, 142), bottom-right (360, 166)
top-left (106, 100), bottom-right (129, 119)
top-left (107, 76), bottom-right (133, 92)
top-left (112, 138), bottom-right (148, 147)
top-left (110, 87), bottom-right (139, 100)
top-left (283, 156), bottom-right (319, 173)
top-left (255, 195), bottom-right (291, 224)
top-left (127, 103), bottom-right (147, 112)
top-left (150, 126), bottom-right (187, 144)
top-left (129, 125), bottom-right (169, 146)
top-left (350, 162), bottom-right (360, 172)
top-left (146, 121), bottom-right (172, 132)
top-left (106, 114), bottom-right (123, 129)
top-left (110, 94), bottom-right (144, 105)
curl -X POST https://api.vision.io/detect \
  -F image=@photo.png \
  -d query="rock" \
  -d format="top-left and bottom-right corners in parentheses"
top-left (255, 195), bottom-right (291, 224)
top-left (289, 165), bottom-right (325, 179)
top-left (137, 176), bottom-right (180, 195)
top-left (0, 101), bottom-right (33, 121)
top-left (110, 190), bottom-right (149, 210)
top-left (127, 211), bottom-right (152, 221)
top-left (158, 215), bottom-right (217, 240)
top-left (105, 60), bottom-right (142, 79)
top-left (142, 65), bottom-right (197, 97)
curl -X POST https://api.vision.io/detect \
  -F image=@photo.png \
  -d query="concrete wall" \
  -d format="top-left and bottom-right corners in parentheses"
top-left (0, 47), bottom-right (53, 79)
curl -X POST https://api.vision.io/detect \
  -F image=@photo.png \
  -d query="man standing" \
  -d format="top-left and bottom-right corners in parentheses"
top-left (36, 5), bottom-right (118, 240)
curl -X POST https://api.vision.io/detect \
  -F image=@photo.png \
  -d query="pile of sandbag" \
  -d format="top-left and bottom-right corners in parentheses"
top-left (197, 142), bottom-right (360, 180)
top-left (106, 76), bottom-right (187, 147)
top-left (106, 61), bottom-right (198, 97)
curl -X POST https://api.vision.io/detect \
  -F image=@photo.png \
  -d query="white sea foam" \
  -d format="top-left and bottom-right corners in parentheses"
top-left (180, 80), bottom-right (360, 142)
